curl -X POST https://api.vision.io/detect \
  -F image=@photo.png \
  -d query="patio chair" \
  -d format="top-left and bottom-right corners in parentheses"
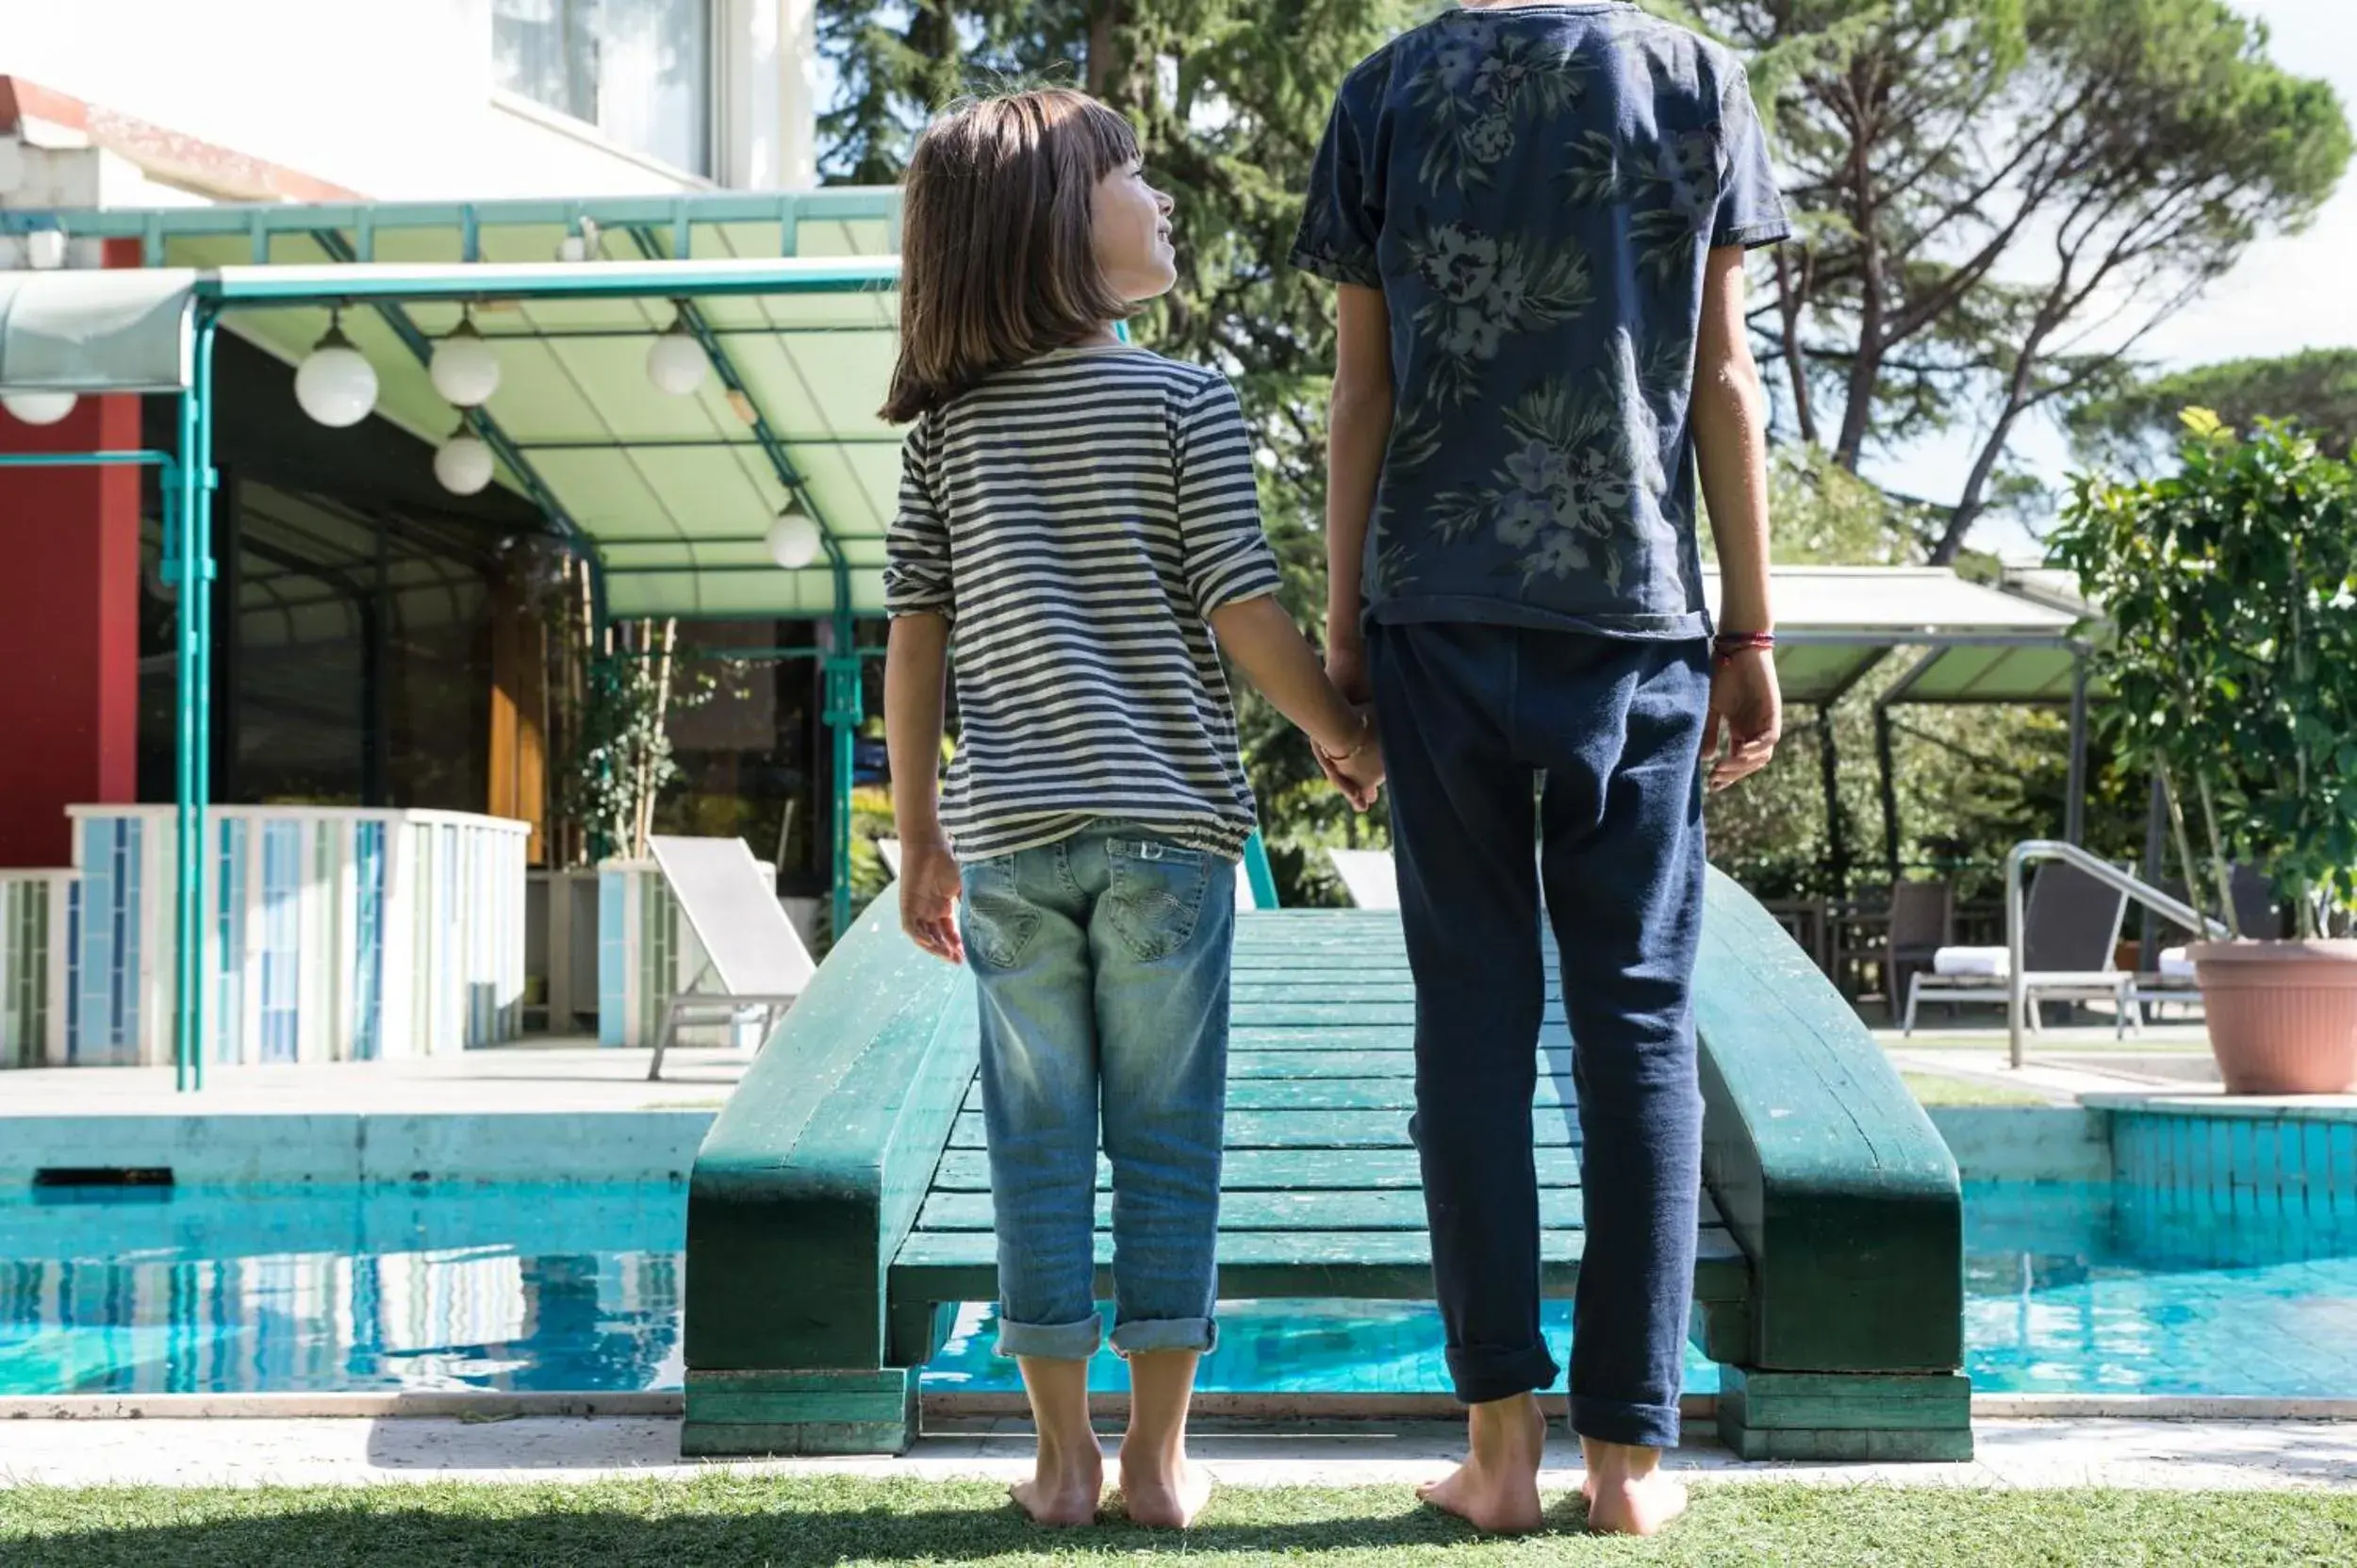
top-left (1327, 847), bottom-right (1401, 911)
top-left (1903, 859), bottom-right (2137, 1038)
top-left (1882, 879), bottom-right (1954, 1018)
top-left (646, 834), bottom-right (817, 1081)
top-left (2132, 866), bottom-right (2280, 1019)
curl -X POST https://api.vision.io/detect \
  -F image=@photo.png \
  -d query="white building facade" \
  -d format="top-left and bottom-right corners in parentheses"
top-left (0, 0), bottom-right (818, 217)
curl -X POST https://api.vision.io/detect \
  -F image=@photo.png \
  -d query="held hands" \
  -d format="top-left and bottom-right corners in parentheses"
top-left (1320, 634), bottom-right (1383, 812)
top-left (898, 834), bottom-right (965, 965)
top-left (1705, 643), bottom-right (1782, 792)
top-left (1317, 705), bottom-right (1386, 813)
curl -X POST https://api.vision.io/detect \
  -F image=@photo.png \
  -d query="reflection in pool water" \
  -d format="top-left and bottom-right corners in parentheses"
top-left (0, 1182), bottom-right (684, 1395)
top-left (3, 1178), bottom-right (2351, 1396)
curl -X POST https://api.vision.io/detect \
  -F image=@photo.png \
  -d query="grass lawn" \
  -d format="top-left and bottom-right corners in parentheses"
top-left (1899, 1071), bottom-right (2056, 1107)
top-left (4, 1475), bottom-right (2352, 1567)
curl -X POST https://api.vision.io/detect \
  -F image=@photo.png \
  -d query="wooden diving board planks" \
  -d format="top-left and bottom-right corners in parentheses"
top-left (891, 1222), bottom-right (1750, 1305)
top-left (927, 1146), bottom-right (1589, 1192)
top-left (958, 1073), bottom-right (1578, 1114)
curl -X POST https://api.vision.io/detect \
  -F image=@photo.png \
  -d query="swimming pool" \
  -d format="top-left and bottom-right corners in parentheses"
top-left (4, 1180), bottom-right (2352, 1398)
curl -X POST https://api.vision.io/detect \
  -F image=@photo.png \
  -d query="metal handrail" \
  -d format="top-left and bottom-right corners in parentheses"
top-left (2004, 840), bottom-right (2231, 1066)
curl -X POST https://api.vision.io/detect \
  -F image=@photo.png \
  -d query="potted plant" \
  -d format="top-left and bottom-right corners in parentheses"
top-left (2052, 413), bottom-right (2357, 1094)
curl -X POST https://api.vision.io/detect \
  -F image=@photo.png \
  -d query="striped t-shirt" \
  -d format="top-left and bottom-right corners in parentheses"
top-left (882, 345), bottom-right (1283, 863)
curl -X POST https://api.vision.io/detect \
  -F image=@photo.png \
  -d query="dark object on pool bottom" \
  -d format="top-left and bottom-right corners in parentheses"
top-left (31, 1166), bottom-right (175, 1188)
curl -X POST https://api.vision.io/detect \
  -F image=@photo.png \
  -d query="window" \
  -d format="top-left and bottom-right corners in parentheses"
top-left (493, 0), bottom-right (714, 175)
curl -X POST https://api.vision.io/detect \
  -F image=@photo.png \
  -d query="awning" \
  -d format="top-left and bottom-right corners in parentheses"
top-left (202, 256), bottom-right (901, 619)
top-left (0, 266), bottom-right (195, 392)
top-left (1702, 566), bottom-right (2085, 706)
top-left (0, 191), bottom-right (902, 620)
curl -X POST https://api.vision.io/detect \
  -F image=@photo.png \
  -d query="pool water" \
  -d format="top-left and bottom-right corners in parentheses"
top-left (0, 1183), bottom-right (683, 1395)
top-left (4, 1180), bottom-right (2352, 1397)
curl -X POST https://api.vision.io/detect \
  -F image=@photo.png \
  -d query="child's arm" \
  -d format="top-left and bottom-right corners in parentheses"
top-left (884, 613), bottom-right (964, 964)
top-left (1176, 372), bottom-right (1383, 805)
top-left (1208, 596), bottom-right (1382, 805)
top-left (881, 414), bottom-right (965, 963)
top-left (1690, 245), bottom-right (1782, 792)
top-left (1323, 283), bottom-right (1393, 702)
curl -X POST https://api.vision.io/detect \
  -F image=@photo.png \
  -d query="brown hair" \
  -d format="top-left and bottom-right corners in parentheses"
top-left (880, 89), bottom-right (1140, 424)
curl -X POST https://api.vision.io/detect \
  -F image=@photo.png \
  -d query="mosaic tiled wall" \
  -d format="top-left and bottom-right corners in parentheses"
top-left (594, 859), bottom-right (766, 1051)
top-left (597, 862), bottom-right (681, 1049)
top-left (0, 873), bottom-right (67, 1069)
top-left (0, 807), bottom-right (530, 1069)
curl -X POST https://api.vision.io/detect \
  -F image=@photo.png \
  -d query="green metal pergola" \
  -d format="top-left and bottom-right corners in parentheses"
top-left (1700, 566), bottom-right (2094, 897)
top-left (0, 191), bottom-right (910, 1087)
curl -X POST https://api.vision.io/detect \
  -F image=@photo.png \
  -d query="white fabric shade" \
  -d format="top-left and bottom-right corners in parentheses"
top-left (0, 268), bottom-right (197, 393)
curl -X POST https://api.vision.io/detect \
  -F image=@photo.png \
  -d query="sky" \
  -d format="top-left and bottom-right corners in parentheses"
top-left (806, 4), bottom-right (2355, 558)
top-left (1884, 0), bottom-right (2357, 556)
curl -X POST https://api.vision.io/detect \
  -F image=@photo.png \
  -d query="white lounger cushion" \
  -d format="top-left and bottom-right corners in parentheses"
top-left (2159, 947), bottom-right (2197, 980)
top-left (1932, 947), bottom-right (2008, 979)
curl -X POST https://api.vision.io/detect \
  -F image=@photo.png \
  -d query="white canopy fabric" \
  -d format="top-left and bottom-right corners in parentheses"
top-left (1699, 566), bottom-right (2086, 706)
top-left (0, 267), bottom-right (196, 393)
top-left (1701, 566), bottom-right (2080, 639)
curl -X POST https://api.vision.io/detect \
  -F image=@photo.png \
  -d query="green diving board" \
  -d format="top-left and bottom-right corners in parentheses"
top-left (683, 874), bottom-right (1969, 1461)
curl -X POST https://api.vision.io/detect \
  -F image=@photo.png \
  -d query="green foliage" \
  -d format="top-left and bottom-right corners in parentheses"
top-left (561, 651), bottom-right (680, 862)
top-left (2068, 349), bottom-right (2357, 474)
top-left (1691, 0), bottom-right (2350, 561)
top-left (2052, 417), bottom-right (2357, 935)
top-left (1702, 445), bottom-right (1924, 567)
top-left (560, 627), bottom-right (727, 863)
top-left (1703, 447), bottom-right (2145, 900)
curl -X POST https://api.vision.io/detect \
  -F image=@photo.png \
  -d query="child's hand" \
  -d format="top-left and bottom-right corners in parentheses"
top-left (1316, 707), bottom-right (1385, 813)
top-left (898, 836), bottom-right (965, 965)
top-left (1705, 646), bottom-right (1782, 792)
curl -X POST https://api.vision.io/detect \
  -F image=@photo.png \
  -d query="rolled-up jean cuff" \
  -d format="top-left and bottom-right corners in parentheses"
top-left (1447, 1344), bottom-right (1560, 1407)
top-left (995, 1313), bottom-right (1103, 1361)
top-left (1111, 1316), bottom-right (1217, 1357)
top-left (1571, 1392), bottom-right (1684, 1450)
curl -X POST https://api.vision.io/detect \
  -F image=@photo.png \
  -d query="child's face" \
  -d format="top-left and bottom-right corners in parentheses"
top-left (1092, 160), bottom-right (1178, 303)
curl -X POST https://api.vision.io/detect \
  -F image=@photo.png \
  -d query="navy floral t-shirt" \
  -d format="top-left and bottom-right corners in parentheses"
top-left (1293, 1), bottom-right (1789, 638)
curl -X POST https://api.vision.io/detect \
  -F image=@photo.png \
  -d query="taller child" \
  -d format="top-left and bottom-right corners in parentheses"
top-left (883, 90), bottom-right (1384, 1530)
top-left (1294, 0), bottom-right (1788, 1536)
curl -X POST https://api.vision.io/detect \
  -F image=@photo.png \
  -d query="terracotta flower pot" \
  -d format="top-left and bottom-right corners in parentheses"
top-left (2188, 940), bottom-right (2357, 1095)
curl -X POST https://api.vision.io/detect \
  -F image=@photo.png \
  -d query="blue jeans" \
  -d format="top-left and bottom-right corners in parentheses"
top-left (1370, 621), bottom-right (1708, 1450)
top-left (960, 823), bottom-right (1235, 1361)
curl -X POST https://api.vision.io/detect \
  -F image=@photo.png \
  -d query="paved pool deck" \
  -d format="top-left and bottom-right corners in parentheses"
top-left (0, 1415), bottom-right (2350, 1493)
top-left (1, 1030), bottom-right (2242, 1118)
top-left (0, 1042), bottom-right (750, 1116)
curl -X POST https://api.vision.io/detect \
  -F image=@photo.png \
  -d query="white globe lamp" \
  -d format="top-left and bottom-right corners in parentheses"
top-left (646, 311), bottom-right (708, 397)
top-left (434, 426), bottom-right (497, 496)
top-left (767, 507), bottom-right (822, 569)
top-left (430, 315), bottom-right (502, 406)
top-left (294, 315), bottom-right (378, 428)
top-left (2, 391), bottom-right (77, 426)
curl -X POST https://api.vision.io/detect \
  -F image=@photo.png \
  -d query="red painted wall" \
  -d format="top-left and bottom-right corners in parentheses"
top-left (0, 389), bottom-right (142, 867)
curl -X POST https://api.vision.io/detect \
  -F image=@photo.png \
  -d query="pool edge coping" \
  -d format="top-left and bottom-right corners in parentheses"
top-left (6, 1392), bottom-right (2353, 1422)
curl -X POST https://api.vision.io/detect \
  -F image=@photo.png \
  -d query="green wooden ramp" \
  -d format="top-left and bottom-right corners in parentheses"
top-left (683, 872), bottom-right (1969, 1461)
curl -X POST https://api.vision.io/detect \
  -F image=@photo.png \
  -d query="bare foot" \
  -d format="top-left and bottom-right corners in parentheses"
top-left (1118, 1449), bottom-right (1213, 1528)
top-left (1010, 1446), bottom-right (1104, 1527)
top-left (1417, 1393), bottom-right (1547, 1534)
top-left (1579, 1435), bottom-right (1688, 1537)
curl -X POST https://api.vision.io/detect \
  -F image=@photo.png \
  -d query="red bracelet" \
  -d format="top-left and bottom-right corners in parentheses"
top-left (1712, 631), bottom-right (1775, 666)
